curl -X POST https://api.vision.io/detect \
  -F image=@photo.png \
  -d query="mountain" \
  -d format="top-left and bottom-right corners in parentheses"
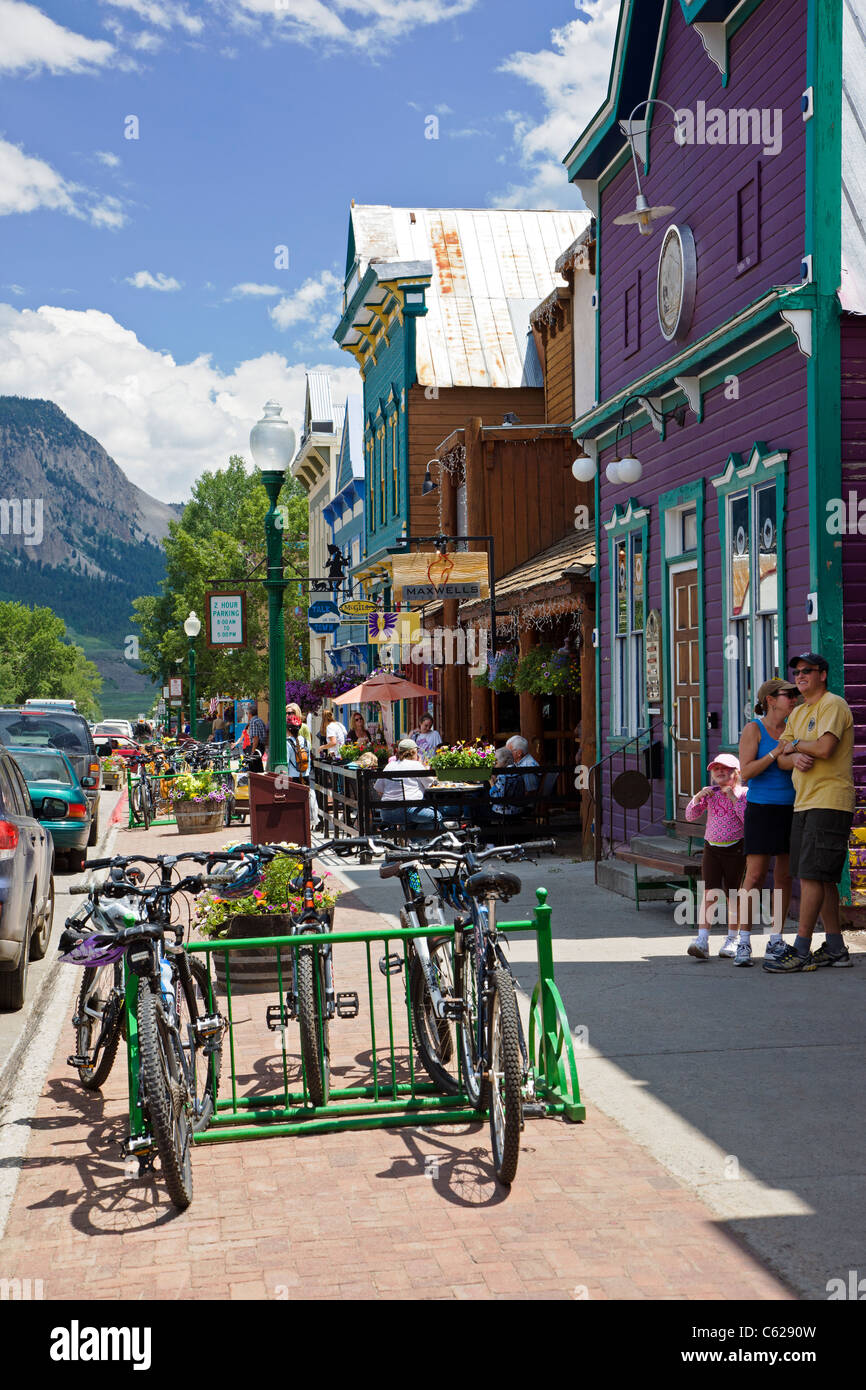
top-left (0, 396), bottom-right (181, 713)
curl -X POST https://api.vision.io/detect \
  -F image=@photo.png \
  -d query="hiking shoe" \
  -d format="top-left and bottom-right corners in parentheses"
top-left (808, 943), bottom-right (853, 968)
top-left (763, 944), bottom-right (811, 973)
top-left (763, 939), bottom-right (786, 961)
top-left (687, 939), bottom-right (710, 961)
top-left (733, 942), bottom-right (752, 967)
top-left (718, 937), bottom-right (737, 959)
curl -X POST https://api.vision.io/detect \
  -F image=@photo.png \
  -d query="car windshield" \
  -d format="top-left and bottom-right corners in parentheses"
top-left (0, 712), bottom-right (91, 755)
top-left (12, 750), bottom-right (74, 784)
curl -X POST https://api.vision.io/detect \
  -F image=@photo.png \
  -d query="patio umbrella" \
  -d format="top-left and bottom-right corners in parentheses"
top-left (333, 673), bottom-right (437, 747)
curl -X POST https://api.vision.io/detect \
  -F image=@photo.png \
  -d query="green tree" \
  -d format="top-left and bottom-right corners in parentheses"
top-left (132, 456), bottom-right (309, 705)
top-left (0, 601), bottom-right (102, 716)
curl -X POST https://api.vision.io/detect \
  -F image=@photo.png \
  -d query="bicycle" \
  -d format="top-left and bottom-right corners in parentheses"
top-left (376, 832), bottom-right (555, 1184)
top-left (213, 837), bottom-right (375, 1107)
top-left (60, 851), bottom-right (237, 1209)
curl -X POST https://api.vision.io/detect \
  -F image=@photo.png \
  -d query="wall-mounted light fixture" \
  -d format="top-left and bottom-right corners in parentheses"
top-left (613, 99), bottom-right (687, 237)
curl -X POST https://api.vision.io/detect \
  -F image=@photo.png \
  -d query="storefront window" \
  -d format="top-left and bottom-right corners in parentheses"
top-left (611, 525), bottom-right (647, 739)
top-left (725, 482), bottom-right (780, 739)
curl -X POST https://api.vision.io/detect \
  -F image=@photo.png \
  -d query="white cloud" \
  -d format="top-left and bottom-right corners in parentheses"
top-left (0, 0), bottom-right (115, 74)
top-left (99, 0), bottom-right (203, 35)
top-left (493, 1), bottom-right (619, 209)
top-left (95, 151), bottom-right (121, 169)
top-left (0, 303), bottom-right (362, 501)
top-left (232, 0), bottom-right (477, 52)
top-left (270, 270), bottom-right (342, 335)
top-left (3, 284), bottom-right (25, 295)
top-left (126, 270), bottom-right (183, 291)
top-left (231, 282), bottom-right (281, 298)
top-left (0, 137), bottom-right (127, 228)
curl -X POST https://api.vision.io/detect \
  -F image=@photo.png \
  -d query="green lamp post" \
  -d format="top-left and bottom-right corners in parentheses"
top-left (249, 400), bottom-right (296, 773)
top-left (184, 610), bottom-right (201, 739)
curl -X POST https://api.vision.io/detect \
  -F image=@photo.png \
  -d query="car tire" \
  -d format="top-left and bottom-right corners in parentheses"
top-left (87, 811), bottom-right (99, 848)
top-left (0, 899), bottom-right (33, 1011)
top-left (29, 876), bottom-right (55, 960)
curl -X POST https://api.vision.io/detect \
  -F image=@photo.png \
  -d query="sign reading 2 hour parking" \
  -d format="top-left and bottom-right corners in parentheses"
top-left (206, 591), bottom-right (247, 648)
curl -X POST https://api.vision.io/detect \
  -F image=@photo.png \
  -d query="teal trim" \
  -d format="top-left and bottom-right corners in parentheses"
top-left (712, 443), bottom-right (788, 746)
top-left (658, 479), bottom-right (706, 823)
top-left (563, 0), bottom-right (637, 180)
top-left (594, 463), bottom-right (601, 774)
top-left (678, 0), bottom-right (763, 22)
top-left (643, 0), bottom-right (674, 176)
top-left (572, 288), bottom-right (810, 443)
top-left (605, 503), bottom-right (650, 742)
top-left (598, 145), bottom-right (631, 194)
top-left (805, 0), bottom-right (843, 694)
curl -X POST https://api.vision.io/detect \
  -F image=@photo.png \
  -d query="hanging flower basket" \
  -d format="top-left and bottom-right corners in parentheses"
top-left (514, 645), bottom-right (580, 698)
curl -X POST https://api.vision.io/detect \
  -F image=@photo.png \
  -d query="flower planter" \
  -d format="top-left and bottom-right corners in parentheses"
top-left (432, 766), bottom-right (492, 783)
top-left (212, 909), bottom-right (335, 993)
top-left (174, 800), bottom-right (225, 833)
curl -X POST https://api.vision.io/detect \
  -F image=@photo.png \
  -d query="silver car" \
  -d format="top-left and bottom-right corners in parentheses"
top-left (0, 746), bottom-right (54, 1010)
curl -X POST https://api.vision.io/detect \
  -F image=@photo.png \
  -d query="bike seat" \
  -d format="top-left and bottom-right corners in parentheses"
top-left (465, 869), bottom-right (522, 903)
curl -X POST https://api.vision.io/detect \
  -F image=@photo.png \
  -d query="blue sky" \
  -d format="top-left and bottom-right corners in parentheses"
top-left (0, 0), bottom-right (618, 500)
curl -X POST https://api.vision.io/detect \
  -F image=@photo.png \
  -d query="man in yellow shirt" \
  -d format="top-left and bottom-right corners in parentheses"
top-left (764, 652), bottom-right (855, 973)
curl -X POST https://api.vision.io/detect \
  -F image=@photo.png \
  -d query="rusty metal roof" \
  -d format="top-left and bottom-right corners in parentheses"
top-left (842, 0), bottom-right (866, 314)
top-left (347, 206), bottom-right (590, 388)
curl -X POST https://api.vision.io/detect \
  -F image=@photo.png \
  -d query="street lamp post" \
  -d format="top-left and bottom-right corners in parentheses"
top-left (249, 400), bottom-right (296, 773)
top-left (184, 610), bottom-right (201, 738)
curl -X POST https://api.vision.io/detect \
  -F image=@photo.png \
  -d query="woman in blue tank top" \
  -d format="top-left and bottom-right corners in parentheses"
top-left (736, 677), bottom-right (801, 966)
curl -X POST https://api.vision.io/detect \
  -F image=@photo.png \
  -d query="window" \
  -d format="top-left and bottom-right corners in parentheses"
top-left (735, 162), bottom-right (761, 275)
top-left (717, 453), bottom-right (783, 739)
top-left (624, 271), bottom-right (640, 358)
top-left (682, 507), bottom-right (697, 552)
top-left (611, 527), bottom-right (646, 737)
top-left (367, 438), bottom-right (375, 532)
top-left (391, 416), bottom-right (399, 516)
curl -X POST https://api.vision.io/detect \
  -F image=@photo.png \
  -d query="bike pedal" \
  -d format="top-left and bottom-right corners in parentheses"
top-left (522, 1102), bottom-right (547, 1119)
top-left (265, 1004), bottom-right (291, 1031)
top-left (441, 999), bottom-right (465, 1020)
top-left (67, 1054), bottom-right (90, 1068)
top-left (378, 953), bottom-right (403, 977)
top-left (335, 991), bottom-right (359, 1019)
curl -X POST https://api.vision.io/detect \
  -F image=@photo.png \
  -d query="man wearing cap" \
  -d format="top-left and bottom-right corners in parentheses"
top-left (764, 653), bottom-right (855, 972)
top-left (374, 738), bottom-right (438, 829)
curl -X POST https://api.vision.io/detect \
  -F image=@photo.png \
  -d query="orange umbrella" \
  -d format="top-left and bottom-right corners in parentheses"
top-left (333, 673), bottom-right (437, 705)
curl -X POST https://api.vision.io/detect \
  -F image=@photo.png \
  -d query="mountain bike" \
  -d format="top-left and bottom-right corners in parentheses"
top-left (60, 851), bottom-right (237, 1209)
top-left (128, 755), bottom-right (156, 829)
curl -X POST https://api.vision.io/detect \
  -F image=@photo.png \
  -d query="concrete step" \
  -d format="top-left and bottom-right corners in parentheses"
top-left (629, 833), bottom-right (701, 861)
top-left (596, 856), bottom-right (680, 903)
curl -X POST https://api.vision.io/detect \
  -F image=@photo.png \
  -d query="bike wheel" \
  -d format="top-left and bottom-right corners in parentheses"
top-left (74, 962), bottom-right (123, 1090)
top-left (409, 937), bottom-right (459, 1095)
top-left (141, 779), bottom-right (152, 831)
top-left (137, 981), bottom-right (193, 1210)
top-left (456, 940), bottom-right (483, 1108)
top-left (130, 780), bottom-right (143, 825)
top-left (296, 943), bottom-right (330, 1107)
top-left (175, 958), bottom-right (222, 1132)
top-left (488, 967), bottom-right (523, 1185)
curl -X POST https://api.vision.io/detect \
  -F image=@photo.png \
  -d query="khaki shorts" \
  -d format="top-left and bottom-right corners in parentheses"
top-left (789, 809), bottom-right (853, 883)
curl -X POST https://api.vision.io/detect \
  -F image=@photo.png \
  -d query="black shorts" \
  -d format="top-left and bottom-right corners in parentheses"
top-left (743, 801), bottom-right (795, 857)
top-left (701, 840), bottom-right (745, 894)
top-left (789, 809), bottom-right (853, 883)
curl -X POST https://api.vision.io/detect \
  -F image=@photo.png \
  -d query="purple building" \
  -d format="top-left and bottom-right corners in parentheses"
top-left (562, 0), bottom-right (866, 909)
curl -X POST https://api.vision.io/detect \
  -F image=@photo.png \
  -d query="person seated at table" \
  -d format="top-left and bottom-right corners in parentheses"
top-left (410, 713), bottom-right (442, 761)
top-left (374, 738), bottom-right (438, 826)
top-left (349, 711), bottom-right (369, 746)
top-left (505, 734), bottom-right (540, 797)
top-left (489, 746), bottom-right (525, 817)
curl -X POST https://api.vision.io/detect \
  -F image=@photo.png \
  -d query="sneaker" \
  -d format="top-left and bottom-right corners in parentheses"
top-left (687, 939), bottom-right (710, 960)
top-left (763, 944), bottom-right (811, 973)
top-left (763, 938), bottom-right (786, 961)
top-left (718, 937), bottom-right (737, 959)
top-left (733, 943), bottom-right (753, 967)
top-left (808, 943), bottom-right (853, 968)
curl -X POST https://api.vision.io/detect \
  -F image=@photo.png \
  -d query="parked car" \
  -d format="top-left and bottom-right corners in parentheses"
top-left (10, 747), bottom-right (92, 873)
top-left (0, 708), bottom-right (102, 847)
top-left (0, 746), bottom-right (55, 1010)
top-left (94, 734), bottom-right (141, 761)
top-left (23, 698), bottom-right (78, 713)
top-left (95, 720), bottom-right (134, 740)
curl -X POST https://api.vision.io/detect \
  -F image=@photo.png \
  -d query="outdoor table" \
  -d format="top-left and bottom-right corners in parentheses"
top-left (423, 780), bottom-right (486, 823)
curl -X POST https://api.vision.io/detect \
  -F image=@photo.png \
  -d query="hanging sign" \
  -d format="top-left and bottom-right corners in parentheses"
top-left (646, 609), bottom-right (662, 705)
top-left (169, 678), bottom-right (182, 699)
top-left (391, 552), bottom-right (490, 599)
top-left (206, 591), bottom-right (247, 647)
top-left (402, 582), bottom-right (481, 601)
top-left (339, 598), bottom-right (377, 617)
top-left (308, 600), bottom-right (340, 634)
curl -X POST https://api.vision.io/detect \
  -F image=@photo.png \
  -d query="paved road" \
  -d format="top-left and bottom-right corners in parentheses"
top-left (0, 820), bottom-right (790, 1300)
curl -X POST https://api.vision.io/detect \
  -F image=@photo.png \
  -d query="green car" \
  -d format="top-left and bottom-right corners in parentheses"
top-left (10, 746), bottom-right (92, 873)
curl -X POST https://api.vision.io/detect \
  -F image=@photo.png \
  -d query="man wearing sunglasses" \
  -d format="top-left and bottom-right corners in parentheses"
top-left (764, 652), bottom-right (855, 972)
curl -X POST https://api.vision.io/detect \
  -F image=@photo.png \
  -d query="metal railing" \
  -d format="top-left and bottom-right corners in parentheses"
top-left (587, 719), bottom-right (666, 869)
top-left (152, 886), bottom-right (585, 1144)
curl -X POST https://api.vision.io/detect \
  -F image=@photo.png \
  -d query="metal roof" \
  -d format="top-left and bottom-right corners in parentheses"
top-left (345, 206), bottom-right (590, 389)
top-left (304, 372), bottom-right (334, 433)
top-left (842, 0), bottom-right (866, 314)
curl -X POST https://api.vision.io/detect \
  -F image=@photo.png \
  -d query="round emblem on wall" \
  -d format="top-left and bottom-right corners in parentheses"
top-left (657, 224), bottom-right (697, 342)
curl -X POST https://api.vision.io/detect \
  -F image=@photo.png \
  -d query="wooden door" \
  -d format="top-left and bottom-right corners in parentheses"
top-left (671, 568), bottom-right (702, 820)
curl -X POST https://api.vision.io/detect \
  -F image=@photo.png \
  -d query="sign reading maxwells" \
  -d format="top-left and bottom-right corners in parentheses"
top-left (206, 591), bottom-right (247, 647)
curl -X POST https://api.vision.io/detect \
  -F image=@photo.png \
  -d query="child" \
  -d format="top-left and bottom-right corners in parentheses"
top-left (684, 754), bottom-right (747, 961)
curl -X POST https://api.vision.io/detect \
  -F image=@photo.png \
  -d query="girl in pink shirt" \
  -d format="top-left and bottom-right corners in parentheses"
top-left (684, 754), bottom-right (747, 962)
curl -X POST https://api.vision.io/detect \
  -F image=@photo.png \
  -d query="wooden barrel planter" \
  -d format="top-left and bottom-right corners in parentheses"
top-left (173, 799), bottom-right (225, 833)
top-left (212, 909), bottom-right (335, 993)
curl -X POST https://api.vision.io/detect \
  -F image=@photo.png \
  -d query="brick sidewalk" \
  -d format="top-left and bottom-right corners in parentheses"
top-left (0, 820), bottom-right (793, 1300)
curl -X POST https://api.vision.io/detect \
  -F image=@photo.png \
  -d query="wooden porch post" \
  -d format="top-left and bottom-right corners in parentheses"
top-left (438, 451), bottom-right (460, 744)
top-left (463, 416), bottom-right (492, 744)
top-left (579, 585), bottom-right (597, 855)
top-left (517, 626), bottom-right (544, 759)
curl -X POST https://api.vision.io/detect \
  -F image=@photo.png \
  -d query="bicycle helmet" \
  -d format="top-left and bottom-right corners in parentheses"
top-left (59, 931), bottom-right (127, 966)
top-left (205, 856), bottom-right (262, 898)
